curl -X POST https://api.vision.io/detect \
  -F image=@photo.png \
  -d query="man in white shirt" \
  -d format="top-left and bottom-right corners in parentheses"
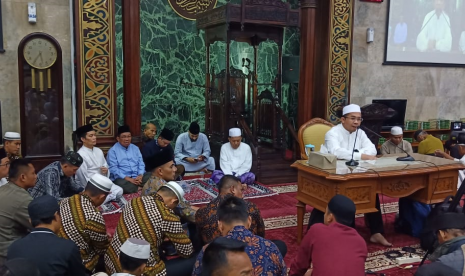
top-left (319, 104), bottom-right (391, 246)
top-left (74, 124), bottom-right (123, 202)
top-left (416, 0), bottom-right (452, 52)
top-left (211, 128), bottom-right (255, 185)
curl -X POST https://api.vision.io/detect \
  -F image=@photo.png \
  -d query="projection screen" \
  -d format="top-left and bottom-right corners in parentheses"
top-left (384, 0), bottom-right (465, 66)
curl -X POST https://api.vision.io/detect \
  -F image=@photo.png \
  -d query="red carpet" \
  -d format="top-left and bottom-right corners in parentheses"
top-left (103, 183), bottom-right (423, 274)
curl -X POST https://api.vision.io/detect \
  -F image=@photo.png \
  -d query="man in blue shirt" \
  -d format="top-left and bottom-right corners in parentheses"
top-left (107, 125), bottom-right (148, 194)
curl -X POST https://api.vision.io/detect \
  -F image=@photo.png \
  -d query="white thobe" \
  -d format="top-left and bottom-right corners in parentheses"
top-left (220, 142), bottom-right (252, 176)
top-left (0, 178), bottom-right (7, 187)
top-left (454, 155), bottom-right (465, 189)
top-left (111, 273), bottom-right (133, 276)
top-left (321, 124), bottom-right (377, 160)
top-left (76, 146), bottom-right (123, 202)
top-left (416, 10), bottom-right (452, 52)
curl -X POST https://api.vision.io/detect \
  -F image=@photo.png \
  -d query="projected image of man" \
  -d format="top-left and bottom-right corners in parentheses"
top-left (416, 0), bottom-right (452, 52)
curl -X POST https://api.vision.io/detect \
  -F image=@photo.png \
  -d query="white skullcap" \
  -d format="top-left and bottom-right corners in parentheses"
top-left (391, 126), bottom-right (403, 135)
top-left (229, 128), bottom-right (241, 137)
top-left (89, 174), bottom-right (113, 193)
top-left (120, 238), bottom-right (151, 259)
top-left (3, 132), bottom-right (21, 140)
top-left (342, 104), bottom-right (361, 115)
top-left (163, 181), bottom-right (185, 202)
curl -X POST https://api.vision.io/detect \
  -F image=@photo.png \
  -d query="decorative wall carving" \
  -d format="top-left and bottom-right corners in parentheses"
top-left (327, 0), bottom-right (352, 123)
top-left (76, 0), bottom-right (116, 138)
top-left (168, 0), bottom-right (218, 20)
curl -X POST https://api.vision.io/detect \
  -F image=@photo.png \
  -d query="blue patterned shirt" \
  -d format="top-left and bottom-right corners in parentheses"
top-left (107, 142), bottom-right (145, 180)
top-left (192, 226), bottom-right (286, 276)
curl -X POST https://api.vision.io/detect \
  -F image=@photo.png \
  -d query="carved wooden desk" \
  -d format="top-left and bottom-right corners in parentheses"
top-left (292, 154), bottom-right (465, 243)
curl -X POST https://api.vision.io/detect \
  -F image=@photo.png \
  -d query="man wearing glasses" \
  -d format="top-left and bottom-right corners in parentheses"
top-left (319, 104), bottom-right (391, 247)
top-left (0, 151), bottom-right (9, 187)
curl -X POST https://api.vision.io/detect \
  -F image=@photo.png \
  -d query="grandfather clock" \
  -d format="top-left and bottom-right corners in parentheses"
top-left (18, 32), bottom-right (64, 169)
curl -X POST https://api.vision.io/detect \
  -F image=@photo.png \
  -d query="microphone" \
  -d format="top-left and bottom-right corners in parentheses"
top-left (360, 125), bottom-right (415, 162)
top-left (345, 127), bottom-right (359, 166)
top-left (242, 58), bottom-right (245, 67)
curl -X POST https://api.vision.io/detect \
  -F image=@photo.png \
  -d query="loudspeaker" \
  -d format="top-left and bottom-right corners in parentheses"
top-left (282, 55), bottom-right (300, 84)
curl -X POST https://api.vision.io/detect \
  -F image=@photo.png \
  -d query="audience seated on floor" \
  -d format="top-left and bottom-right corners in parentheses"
top-left (414, 129), bottom-right (444, 155)
top-left (141, 123), bottom-right (157, 145)
top-left (0, 159), bottom-right (36, 265)
top-left (111, 238), bottom-right (151, 276)
top-left (0, 151), bottom-right (10, 187)
top-left (74, 124), bottom-right (124, 202)
top-left (289, 194), bottom-right (367, 276)
top-left (142, 127), bottom-right (186, 178)
top-left (142, 149), bottom-right (197, 223)
top-left (211, 128), bottom-right (255, 185)
top-left (201, 237), bottom-right (253, 276)
top-left (105, 182), bottom-right (196, 276)
top-left (380, 126), bottom-right (413, 155)
top-left (192, 196), bottom-right (287, 276)
top-left (58, 174), bottom-right (114, 274)
top-left (175, 122), bottom-right (215, 173)
top-left (7, 195), bottom-right (86, 275)
top-left (29, 151), bottom-right (84, 201)
top-left (196, 175), bottom-right (265, 244)
top-left (107, 125), bottom-right (149, 194)
top-left (417, 213), bottom-right (465, 275)
top-left (0, 258), bottom-right (41, 276)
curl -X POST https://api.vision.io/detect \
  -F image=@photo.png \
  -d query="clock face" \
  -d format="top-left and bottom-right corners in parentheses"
top-left (23, 37), bottom-right (58, 69)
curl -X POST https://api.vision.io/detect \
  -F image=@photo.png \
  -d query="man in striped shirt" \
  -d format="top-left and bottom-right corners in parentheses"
top-left (58, 174), bottom-right (114, 273)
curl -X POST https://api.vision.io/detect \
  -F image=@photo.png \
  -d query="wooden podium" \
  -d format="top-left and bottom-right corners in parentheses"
top-left (292, 154), bottom-right (465, 242)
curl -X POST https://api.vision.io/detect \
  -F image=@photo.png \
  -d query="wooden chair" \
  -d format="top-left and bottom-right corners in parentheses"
top-left (297, 118), bottom-right (334, 159)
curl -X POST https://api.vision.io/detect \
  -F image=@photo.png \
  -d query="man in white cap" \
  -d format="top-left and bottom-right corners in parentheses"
top-left (1, 132), bottom-right (21, 163)
top-left (105, 181), bottom-right (195, 276)
top-left (112, 238), bottom-right (151, 276)
top-left (381, 126), bottom-right (413, 155)
top-left (59, 174), bottom-right (114, 273)
top-left (211, 128), bottom-right (255, 185)
top-left (319, 104), bottom-right (391, 247)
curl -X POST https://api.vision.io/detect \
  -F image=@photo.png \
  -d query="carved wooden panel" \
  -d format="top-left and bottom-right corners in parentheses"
top-left (381, 177), bottom-right (425, 198)
top-left (301, 178), bottom-right (331, 202)
top-left (434, 177), bottom-right (455, 194)
top-left (344, 186), bottom-right (371, 204)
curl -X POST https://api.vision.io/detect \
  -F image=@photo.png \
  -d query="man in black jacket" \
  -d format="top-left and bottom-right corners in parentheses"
top-left (7, 195), bottom-right (86, 276)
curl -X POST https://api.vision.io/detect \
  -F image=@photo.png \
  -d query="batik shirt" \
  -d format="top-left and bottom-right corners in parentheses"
top-left (142, 176), bottom-right (196, 222)
top-left (29, 161), bottom-right (83, 201)
top-left (192, 226), bottom-right (286, 276)
top-left (58, 194), bottom-right (109, 271)
top-left (104, 194), bottom-right (193, 276)
top-left (195, 194), bottom-right (265, 244)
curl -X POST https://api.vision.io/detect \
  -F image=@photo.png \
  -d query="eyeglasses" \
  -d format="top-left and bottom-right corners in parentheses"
top-left (120, 135), bottom-right (132, 139)
top-left (344, 116), bottom-right (364, 122)
top-left (0, 162), bottom-right (10, 167)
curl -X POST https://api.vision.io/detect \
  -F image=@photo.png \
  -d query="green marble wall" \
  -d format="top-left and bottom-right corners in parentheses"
top-left (114, 0), bottom-right (300, 138)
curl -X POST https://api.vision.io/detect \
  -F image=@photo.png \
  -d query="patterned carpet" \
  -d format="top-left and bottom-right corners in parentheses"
top-left (102, 182), bottom-right (423, 274)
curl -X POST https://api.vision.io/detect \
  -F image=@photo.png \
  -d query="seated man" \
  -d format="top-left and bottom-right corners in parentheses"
top-left (201, 237), bottom-right (253, 276)
top-left (416, 213), bottom-right (465, 275)
top-left (175, 122), bottom-right (215, 172)
top-left (107, 125), bottom-right (148, 194)
top-left (0, 151), bottom-right (10, 187)
top-left (196, 175), bottom-right (265, 244)
top-left (112, 238), bottom-right (151, 276)
top-left (436, 145), bottom-right (465, 188)
top-left (8, 195), bottom-right (86, 275)
top-left (74, 124), bottom-right (123, 202)
top-left (105, 182), bottom-right (195, 276)
top-left (415, 129), bottom-right (444, 155)
top-left (289, 195), bottom-right (367, 276)
top-left (319, 104), bottom-right (391, 246)
top-left (0, 159), bottom-right (36, 265)
top-left (381, 126), bottom-right (413, 155)
top-left (142, 150), bottom-right (197, 223)
top-left (193, 197), bottom-right (287, 276)
top-left (0, 258), bottom-right (41, 276)
top-left (211, 128), bottom-right (255, 185)
top-left (59, 174), bottom-right (114, 273)
top-left (0, 132), bottom-right (21, 163)
top-left (29, 151), bottom-right (84, 201)
top-left (142, 123), bottom-right (157, 144)
top-left (142, 127), bottom-right (185, 179)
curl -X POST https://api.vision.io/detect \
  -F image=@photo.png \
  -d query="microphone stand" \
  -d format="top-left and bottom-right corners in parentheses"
top-left (345, 128), bottom-right (359, 166)
top-left (361, 126), bottom-right (415, 162)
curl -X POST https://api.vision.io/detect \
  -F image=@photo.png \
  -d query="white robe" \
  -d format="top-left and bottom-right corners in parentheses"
top-left (416, 10), bottom-right (452, 52)
top-left (76, 146), bottom-right (123, 202)
top-left (454, 155), bottom-right (465, 189)
top-left (321, 124), bottom-right (377, 160)
top-left (220, 142), bottom-right (252, 176)
top-left (0, 178), bottom-right (7, 187)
